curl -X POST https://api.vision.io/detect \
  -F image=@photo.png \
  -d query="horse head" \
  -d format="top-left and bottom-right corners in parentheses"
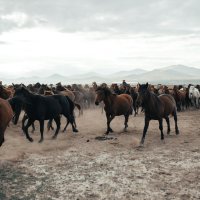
top-left (14, 86), bottom-right (30, 97)
top-left (95, 86), bottom-right (112, 105)
top-left (136, 82), bottom-right (149, 106)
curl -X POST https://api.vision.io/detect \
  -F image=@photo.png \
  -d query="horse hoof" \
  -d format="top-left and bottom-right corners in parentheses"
top-left (52, 135), bottom-right (57, 140)
top-left (161, 140), bottom-right (165, 144)
top-left (136, 144), bottom-right (144, 150)
top-left (38, 139), bottom-right (43, 143)
top-left (62, 129), bottom-right (66, 133)
top-left (176, 130), bottom-right (180, 135)
top-left (28, 138), bottom-right (33, 142)
top-left (73, 129), bottom-right (78, 133)
top-left (124, 128), bottom-right (128, 132)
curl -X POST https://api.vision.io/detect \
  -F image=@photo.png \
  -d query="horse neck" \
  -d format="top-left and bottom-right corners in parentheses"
top-left (103, 94), bottom-right (115, 107)
top-left (143, 91), bottom-right (160, 113)
top-left (21, 90), bottom-right (35, 104)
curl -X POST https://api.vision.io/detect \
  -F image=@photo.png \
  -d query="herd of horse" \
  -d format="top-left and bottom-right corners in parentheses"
top-left (0, 81), bottom-right (200, 148)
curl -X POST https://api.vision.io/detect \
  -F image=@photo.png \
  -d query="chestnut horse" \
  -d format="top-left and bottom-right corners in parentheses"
top-left (0, 85), bottom-right (13, 99)
top-left (173, 86), bottom-right (186, 111)
top-left (137, 83), bottom-right (179, 146)
top-left (0, 98), bottom-right (13, 146)
top-left (95, 86), bottom-right (133, 134)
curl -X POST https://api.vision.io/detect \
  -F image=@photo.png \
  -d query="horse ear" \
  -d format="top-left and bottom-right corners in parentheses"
top-left (146, 82), bottom-right (148, 88)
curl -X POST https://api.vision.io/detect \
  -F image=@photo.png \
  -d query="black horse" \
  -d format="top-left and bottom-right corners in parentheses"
top-left (137, 83), bottom-right (179, 146)
top-left (13, 87), bottom-right (78, 143)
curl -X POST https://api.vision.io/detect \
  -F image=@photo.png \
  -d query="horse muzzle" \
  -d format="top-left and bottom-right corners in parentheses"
top-left (95, 101), bottom-right (99, 106)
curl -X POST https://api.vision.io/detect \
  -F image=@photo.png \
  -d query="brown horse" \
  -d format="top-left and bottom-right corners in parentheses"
top-left (0, 85), bottom-right (13, 99)
top-left (0, 98), bottom-right (13, 146)
top-left (137, 83), bottom-right (179, 146)
top-left (95, 86), bottom-right (133, 134)
top-left (173, 86), bottom-right (186, 111)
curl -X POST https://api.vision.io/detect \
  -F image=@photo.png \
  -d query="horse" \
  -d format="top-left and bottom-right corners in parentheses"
top-left (13, 87), bottom-right (78, 143)
top-left (0, 98), bottom-right (13, 146)
top-left (0, 85), bottom-right (13, 99)
top-left (95, 86), bottom-right (133, 134)
top-left (137, 83), bottom-right (179, 146)
top-left (173, 86), bottom-right (186, 111)
top-left (9, 94), bottom-right (79, 134)
top-left (189, 85), bottom-right (200, 108)
top-left (55, 83), bottom-right (75, 101)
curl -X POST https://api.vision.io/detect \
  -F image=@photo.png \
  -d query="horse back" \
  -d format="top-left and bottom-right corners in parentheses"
top-left (108, 94), bottom-right (132, 115)
top-left (118, 94), bottom-right (133, 105)
top-left (158, 94), bottom-right (176, 115)
top-left (26, 95), bottom-right (62, 119)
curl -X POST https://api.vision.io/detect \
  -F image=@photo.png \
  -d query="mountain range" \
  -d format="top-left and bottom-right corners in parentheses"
top-left (1, 65), bottom-right (200, 85)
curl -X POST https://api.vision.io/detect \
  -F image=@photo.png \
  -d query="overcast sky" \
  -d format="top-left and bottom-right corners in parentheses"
top-left (0, 0), bottom-right (200, 77)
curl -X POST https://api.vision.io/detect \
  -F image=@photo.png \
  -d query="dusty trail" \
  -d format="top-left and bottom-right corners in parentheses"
top-left (0, 108), bottom-right (200, 199)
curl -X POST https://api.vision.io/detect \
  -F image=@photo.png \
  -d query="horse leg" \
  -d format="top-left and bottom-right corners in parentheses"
top-left (173, 110), bottom-right (179, 135)
top-left (65, 112), bottom-right (78, 133)
top-left (70, 114), bottom-right (78, 132)
top-left (63, 114), bottom-right (77, 132)
top-left (196, 98), bottom-right (199, 108)
top-left (134, 105), bottom-right (138, 116)
top-left (124, 114), bottom-right (129, 132)
top-left (106, 114), bottom-right (114, 134)
top-left (73, 110), bottom-right (77, 128)
top-left (23, 118), bottom-right (34, 142)
top-left (47, 119), bottom-right (54, 131)
top-left (159, 118), bottom-right (164, 141)
top-left (0, 129), bottom-right (4, 147)
top-left (38, 120), bottom-right (44, 143)
top-left (177, 102), bottom-right (181, 112)
top-left (165, 116), bottom-right (171, 134)
top-left (62, 119), bottom-right (69, 132)
top-left (140, 117), bottom-right (150, 146)
top-left (52, 116), bottom-right (61, 139)
top-left (22, 114), bottom-right (28, 134)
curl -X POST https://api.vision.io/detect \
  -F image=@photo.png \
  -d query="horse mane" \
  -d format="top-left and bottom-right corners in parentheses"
top-left (14, 87), bottom-right (36, 100)
top-left (96, 86), bottom-right (114, 96)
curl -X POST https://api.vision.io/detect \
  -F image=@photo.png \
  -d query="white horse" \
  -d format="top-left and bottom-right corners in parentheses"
top-left (189, 85), bottom-right (200, 108)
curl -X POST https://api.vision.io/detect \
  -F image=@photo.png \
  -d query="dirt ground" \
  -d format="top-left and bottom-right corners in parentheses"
top-left (0, 108), bottom-right (200, 200)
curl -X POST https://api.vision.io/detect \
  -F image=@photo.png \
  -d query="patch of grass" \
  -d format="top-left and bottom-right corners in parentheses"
top-left (0, 162), bottom-right (60, 200)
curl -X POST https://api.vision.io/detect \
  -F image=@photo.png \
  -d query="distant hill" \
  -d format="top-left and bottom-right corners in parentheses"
top-left (1, 65), bottom-right (200, 85)
top-left (123, 65), bottom-right (200, 83)
top-left (111, 68), bottom-right (147, 77)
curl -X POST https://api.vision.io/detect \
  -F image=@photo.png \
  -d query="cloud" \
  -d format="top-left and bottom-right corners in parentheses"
top-left (0, 0), bottom-right (200, 78)
top-left (0, 0), bottom-right (200, 35)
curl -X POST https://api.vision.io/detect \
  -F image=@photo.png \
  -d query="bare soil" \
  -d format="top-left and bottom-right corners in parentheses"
top-left (0, 108), bottom-right (200, 200)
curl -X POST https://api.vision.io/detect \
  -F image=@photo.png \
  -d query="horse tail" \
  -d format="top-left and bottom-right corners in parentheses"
top-left (75, 103), bottom-right (81, 111)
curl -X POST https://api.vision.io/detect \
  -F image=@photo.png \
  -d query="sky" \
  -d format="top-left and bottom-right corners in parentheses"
top-left (0, 0), bottom-right (200, 78)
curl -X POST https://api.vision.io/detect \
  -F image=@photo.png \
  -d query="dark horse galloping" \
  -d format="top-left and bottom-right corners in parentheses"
top-left (137, 83), bottom-right (179, 146)
top-left (95, 86), bottom-right (133, 134)
top-left (13, 87), bottom-right (78, 143)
